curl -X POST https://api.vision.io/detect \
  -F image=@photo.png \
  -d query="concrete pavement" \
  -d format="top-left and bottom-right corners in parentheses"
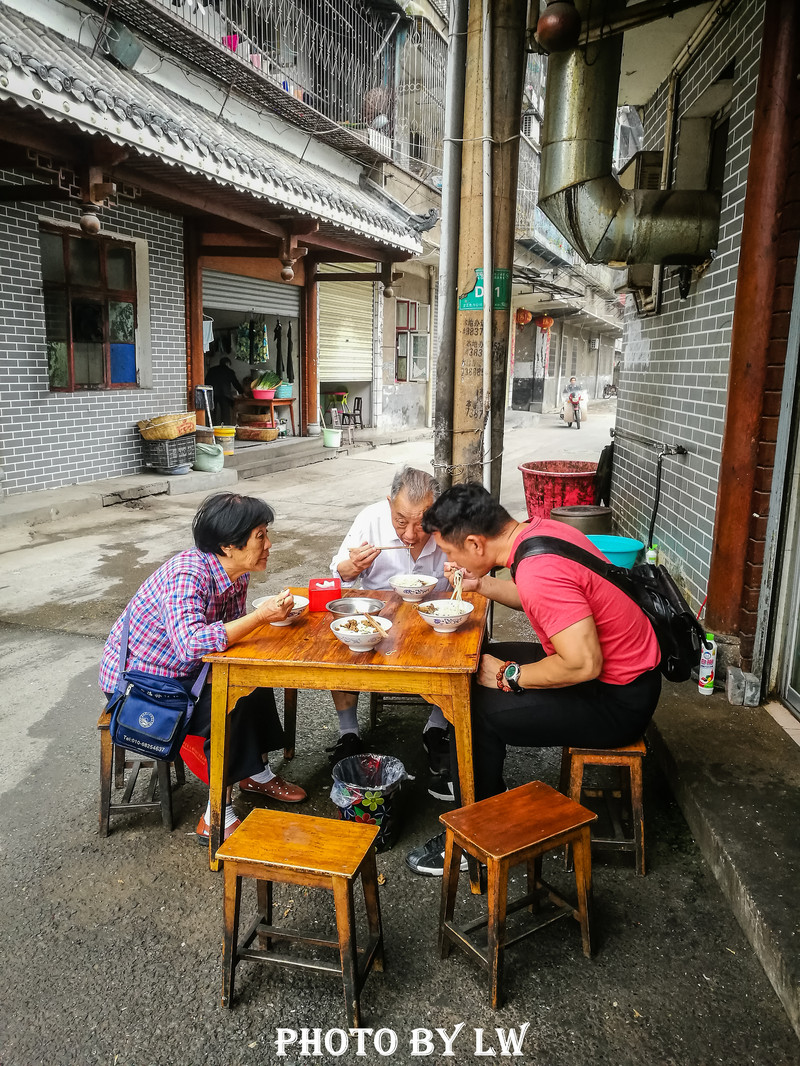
top-left (1, 403), bottom-right (799, 1063)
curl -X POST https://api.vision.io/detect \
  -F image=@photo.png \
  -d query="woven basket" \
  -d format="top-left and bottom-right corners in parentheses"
top-left (238, 412), bottom-right (274, 425)
top-left (138, 412), bottom-right (197, 441)
top-left (236, 425), bottom-right (279, 442)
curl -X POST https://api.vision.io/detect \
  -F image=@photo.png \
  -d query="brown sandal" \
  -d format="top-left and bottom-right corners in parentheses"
top-left (239, 775), bottom-right (307, 803)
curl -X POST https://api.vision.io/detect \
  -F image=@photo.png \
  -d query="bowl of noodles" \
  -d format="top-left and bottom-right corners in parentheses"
top-left (387, 573), bottom-right (438, 602)
top-left (416, 599), bottom-right (475, 634)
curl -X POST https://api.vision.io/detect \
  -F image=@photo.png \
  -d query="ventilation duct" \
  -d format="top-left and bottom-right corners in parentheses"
top-left (538, 3), bottom-right (720, 267)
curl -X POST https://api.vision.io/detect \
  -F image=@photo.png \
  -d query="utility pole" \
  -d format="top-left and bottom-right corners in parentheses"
top-left (448, 0), bottom-right (527, 489)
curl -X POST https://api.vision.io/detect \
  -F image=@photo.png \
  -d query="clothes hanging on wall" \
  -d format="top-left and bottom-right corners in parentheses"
top-left (286, 322), bottom-right (294, 383)
top-left (274, 318), bottom-right (284, 378)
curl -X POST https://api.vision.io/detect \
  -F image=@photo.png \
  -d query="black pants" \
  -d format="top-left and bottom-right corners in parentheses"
top-left (468, 642), bottom-right (661, 800)
top-left (190, 685), bottom-right (285, 786)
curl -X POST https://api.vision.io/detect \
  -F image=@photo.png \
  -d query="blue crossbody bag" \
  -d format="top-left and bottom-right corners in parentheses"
top-left (107, 608), bottom-right (210, 761)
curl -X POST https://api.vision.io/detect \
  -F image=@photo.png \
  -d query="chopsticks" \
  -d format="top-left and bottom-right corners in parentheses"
top-left (373, 545), bottom-right (407, 550)
top-left (361, 614), bottom-right (385, 634)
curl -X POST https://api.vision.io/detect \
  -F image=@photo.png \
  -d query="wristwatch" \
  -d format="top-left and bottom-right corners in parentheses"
top-left (497, 661), bottom-right (523, 694)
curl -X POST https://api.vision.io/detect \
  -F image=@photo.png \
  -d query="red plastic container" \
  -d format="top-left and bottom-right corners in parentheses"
top-left (252, 387), bottom-right (276, 400)
top-left (518, 460), bottom-right (598, 521)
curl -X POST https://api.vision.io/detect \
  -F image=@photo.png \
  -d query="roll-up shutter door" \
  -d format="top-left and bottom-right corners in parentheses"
top-left (318, 263), bottom-right (375, 381)
top-left (202, 270), bottom-right (301, 316)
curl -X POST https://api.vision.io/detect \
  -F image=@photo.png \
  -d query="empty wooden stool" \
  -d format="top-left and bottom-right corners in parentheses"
top-left (216, 809), bottom-right (384, 1026)
top-left (439, 780), bottom-right (597, 1009)
top-left (97, 709), bottom-right (184, 836)
top-left (560, 739), bottom-right (647, 875)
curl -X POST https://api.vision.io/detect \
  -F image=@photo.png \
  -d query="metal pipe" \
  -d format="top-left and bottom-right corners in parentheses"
top-left (482, 0), bottom-right (493, 491)
top-left (433, 0), bottom-right (468, 491)
top-left (538, 0), bottom-right (720, 266)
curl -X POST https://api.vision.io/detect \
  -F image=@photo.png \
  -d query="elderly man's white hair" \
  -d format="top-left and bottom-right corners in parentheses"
top-left (389, 466), bottom-right (441, 505)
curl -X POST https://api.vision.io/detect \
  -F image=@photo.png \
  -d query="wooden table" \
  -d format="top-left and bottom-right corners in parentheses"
top-left (204, 588), bottom-right (488, 873)
top-left (236, 397), bottom-right (296, 435)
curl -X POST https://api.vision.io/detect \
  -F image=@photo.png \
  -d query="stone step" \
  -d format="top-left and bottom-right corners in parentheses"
top-left (235, 446), bottom-right (345, 479)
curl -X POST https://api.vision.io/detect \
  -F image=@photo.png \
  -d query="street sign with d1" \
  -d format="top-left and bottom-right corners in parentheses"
top-left (458, 268), bottom-right (510, 311)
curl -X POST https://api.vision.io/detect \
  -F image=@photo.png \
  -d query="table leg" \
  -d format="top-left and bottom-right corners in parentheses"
top-left (440, 676), bottom-right (475, 807)
top-left (208, 662), bottom-right (231, 872)
top-left (283, 688), bottom-right (297, 760)
top-left (287, 404), bottom-right (296, 436)
top-left (440, 676), bottom-right (482, 894)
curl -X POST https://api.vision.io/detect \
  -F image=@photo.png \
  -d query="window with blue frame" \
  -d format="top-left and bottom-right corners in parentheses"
top-left (39, 227), bottom-right (138, 390)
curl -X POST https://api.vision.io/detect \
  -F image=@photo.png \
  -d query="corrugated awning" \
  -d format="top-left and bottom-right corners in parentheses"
top-left (0, 6), bottom-right (422, 257)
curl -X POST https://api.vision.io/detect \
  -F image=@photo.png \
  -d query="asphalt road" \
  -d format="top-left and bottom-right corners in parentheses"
top-left (1, 403), bottom-right (797, 1065)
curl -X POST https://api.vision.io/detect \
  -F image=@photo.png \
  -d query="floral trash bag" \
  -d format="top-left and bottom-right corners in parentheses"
top-left (330, 753), bottom-right (408, 852)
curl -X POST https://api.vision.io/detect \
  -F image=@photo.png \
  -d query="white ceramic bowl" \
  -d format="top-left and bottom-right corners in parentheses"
top-left (416, 599), bottom-right (475, 634)
top-left (252, 594), bottom-right (309, 626)
top-left (331, 615), bottom-right (393, 650)
top-left (387, 573), bottom-right (438, 602)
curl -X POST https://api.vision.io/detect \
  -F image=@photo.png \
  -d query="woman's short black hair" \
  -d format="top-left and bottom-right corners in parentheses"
top-left (422, 483), bottom-right (512, 545)
top-left (193, 492), bottom-right (275, 554)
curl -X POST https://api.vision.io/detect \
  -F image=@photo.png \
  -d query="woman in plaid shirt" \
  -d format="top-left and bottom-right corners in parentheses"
top-left (100, 492), bottom-right (306, 843)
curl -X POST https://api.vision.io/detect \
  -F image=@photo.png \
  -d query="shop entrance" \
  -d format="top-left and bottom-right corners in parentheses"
top-left (202, 270), bottom-right (301, 434)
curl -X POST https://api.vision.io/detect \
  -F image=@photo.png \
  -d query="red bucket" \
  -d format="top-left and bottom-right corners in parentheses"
top-left (518, 460), bottom-right (598, 521)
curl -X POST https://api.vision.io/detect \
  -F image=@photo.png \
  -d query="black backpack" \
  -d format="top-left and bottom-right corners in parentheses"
top-left (510, 536), bottom-right (710, 684)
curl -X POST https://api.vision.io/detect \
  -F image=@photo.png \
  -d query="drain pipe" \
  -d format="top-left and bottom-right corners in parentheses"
top-left (539, 0), bottom-right (720, 266)
top-left (481, 0), bottom-right (493, 491)
top-left (433, 0), bottom-right (468, 491)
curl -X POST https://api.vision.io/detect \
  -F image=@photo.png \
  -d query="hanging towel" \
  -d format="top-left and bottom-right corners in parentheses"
top-left (286, 322), bottom-right (294, 383)
top-left (202, 319), bottom-right (215, 352)
top-left (274, 319), bottom-right (284, 378)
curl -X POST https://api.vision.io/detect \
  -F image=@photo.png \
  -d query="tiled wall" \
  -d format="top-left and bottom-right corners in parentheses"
top-left (611, 0), bottom-right (765, 610)
top-left (0, 167), bottom-right (186, 495)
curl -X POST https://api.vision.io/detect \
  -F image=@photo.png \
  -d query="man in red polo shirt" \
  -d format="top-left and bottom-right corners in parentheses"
top-left (406, 482), bottom-right (661, 876)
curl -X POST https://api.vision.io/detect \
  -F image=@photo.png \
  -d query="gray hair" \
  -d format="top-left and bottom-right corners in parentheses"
top-left (389, 466), bottom-right (441, 505)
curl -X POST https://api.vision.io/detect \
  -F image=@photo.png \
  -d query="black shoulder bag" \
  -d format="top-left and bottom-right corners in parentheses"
top-left (510, 536), bottom-right (710, 684)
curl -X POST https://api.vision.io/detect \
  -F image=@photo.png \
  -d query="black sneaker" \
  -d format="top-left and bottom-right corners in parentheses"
top-left (405, 831), bottom-right (468, 876)
top-left (422, 726), bottom-right (451, 776)
top-left (326, 732), bottom-right (363, 766)
top-left (427, 773), bottom-right (455, 802)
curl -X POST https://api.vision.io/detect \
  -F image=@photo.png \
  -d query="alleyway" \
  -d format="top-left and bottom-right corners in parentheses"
top-left (1, 405), bottom-right (798, 1065)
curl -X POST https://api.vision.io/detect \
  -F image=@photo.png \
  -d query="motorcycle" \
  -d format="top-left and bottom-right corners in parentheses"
top-left (602, 382), bottom-right (618, 398)
top-left (561, 388), bottom-right (587, 428)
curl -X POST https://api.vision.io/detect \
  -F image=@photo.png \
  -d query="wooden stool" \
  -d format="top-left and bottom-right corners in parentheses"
top-left (439, 781), bottom-right (597, 1009)
top-left (216, 809), bottom-right (384, 1026)
top-left (559, 739), bottom-right (647, 875)
top-left (97, 710), bottom-right (184, 836)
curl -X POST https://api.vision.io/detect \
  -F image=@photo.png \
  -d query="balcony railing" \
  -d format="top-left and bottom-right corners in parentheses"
top-left (92, 0), bottom-right (403, 166)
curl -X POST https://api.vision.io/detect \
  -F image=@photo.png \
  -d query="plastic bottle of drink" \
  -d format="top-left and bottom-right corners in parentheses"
top-left (646, 543), bottom-right (658, 565)
top-left (698, 633), bottom-right (716, 695)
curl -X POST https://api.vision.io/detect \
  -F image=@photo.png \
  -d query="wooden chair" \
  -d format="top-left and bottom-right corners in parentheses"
top-left (341, 396), bottom-right (364, 429)
top-left (216, 809), bottom-right (384, 1026)
top-left (97, 709), bottom-right (185, 836)
top-left (559, 738), bottom-right (647, 875)
top-left (439, 780), bottom-right (597, 1009)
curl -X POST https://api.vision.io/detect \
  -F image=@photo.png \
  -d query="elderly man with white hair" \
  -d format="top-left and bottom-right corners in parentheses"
top-left (327, 466), bottom-right (454, 799)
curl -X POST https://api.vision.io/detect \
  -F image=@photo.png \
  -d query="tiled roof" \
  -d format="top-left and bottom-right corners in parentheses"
top-left (0, 5), bottom-right (421, 254)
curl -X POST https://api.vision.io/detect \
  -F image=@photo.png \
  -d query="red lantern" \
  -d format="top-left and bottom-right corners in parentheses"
top-left (515, 308), bottom-right (533, 327)
top-left (534, 314), bottom-right (555, 333)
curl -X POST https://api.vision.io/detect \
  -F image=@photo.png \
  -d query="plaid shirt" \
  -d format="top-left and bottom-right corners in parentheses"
top-left (99, 549), bottom-right (248, 693)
